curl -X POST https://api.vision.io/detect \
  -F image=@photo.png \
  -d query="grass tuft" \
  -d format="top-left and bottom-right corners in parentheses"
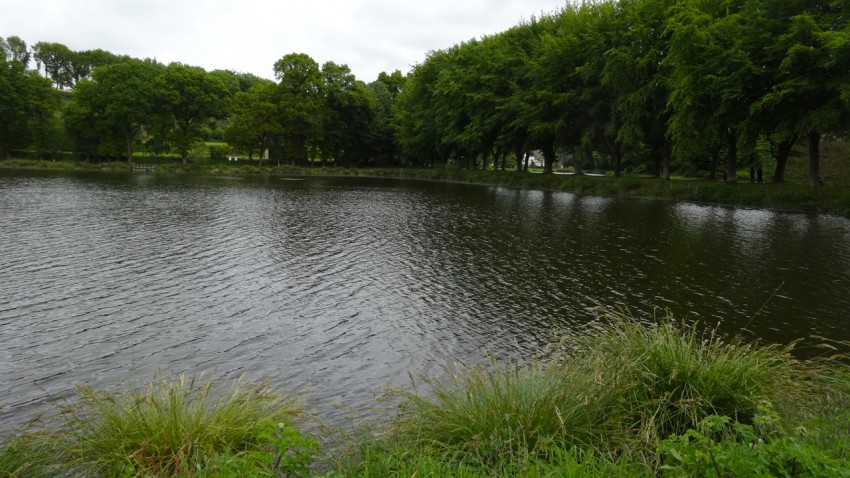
top-left (61, 374), bottom-right (303, 477)
top-left (570, 315), bottom-right (809, 445)
top-left (363, 312), bottom-right (825, 474)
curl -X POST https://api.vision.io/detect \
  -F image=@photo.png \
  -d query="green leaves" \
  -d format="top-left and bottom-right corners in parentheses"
top-left (159, 63), bottom-right (232, 163)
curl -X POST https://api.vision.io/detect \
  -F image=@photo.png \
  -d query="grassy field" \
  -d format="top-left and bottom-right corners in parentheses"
top-left (2, 315), bottom-right (848, 477)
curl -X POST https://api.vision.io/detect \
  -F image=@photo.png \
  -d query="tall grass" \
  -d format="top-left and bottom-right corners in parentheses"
top-left (361, 312), bottom-right (824, 475)
top-left (61, 374), bottom-right (303, 477)
top-left (391, 359), bottom-right (619, 467)
top-left (0, 431), bottom-right (60, 478)
top-left (572, 317), bottom-right (810, 444)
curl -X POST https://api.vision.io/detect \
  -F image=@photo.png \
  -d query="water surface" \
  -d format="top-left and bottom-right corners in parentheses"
top-left (2, 170), bottom-right (849, 426)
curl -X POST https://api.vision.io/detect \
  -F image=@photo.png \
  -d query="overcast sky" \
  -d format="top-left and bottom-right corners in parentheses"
top-left (1, 0), bottom-right (566, 82)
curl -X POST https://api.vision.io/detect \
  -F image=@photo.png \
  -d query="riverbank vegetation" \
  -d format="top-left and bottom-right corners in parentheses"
top-left (4, 156), bottom-right (850, 215)
top-left (2, 316), bottom-right (849, 476)
top-left (3, 0), bottom-right (849, 189)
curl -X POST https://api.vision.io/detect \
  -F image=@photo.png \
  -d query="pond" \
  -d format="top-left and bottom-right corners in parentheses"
top-left (2, 170), bottom-right (849, 426)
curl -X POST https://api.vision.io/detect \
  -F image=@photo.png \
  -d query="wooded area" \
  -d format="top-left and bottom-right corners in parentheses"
top-left (1, 0), bottom-right (848, 185)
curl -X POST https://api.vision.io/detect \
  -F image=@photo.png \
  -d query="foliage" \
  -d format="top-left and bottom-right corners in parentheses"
top-left (159, 63), bottom-right (232, 164)
top-left (660, 414), bottom-right (850, 477)
top-left (6, 0), bottom-right (850, 177)
top-left (194, 422), bottom-right (319, 477)
top-left (64, 59), bottom-right (165, 162)
top-left (0, 52), bottom-right (59, 157)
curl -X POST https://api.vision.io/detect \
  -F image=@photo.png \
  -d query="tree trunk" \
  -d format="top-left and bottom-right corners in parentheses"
top-left (125, 131), bottom-right (134, 164)
top-left (515, 146), bottom-right (524, 172)
top-left (773, 136), bottom-right (795, 183)
top-left (725, 131), bottom-right (737, 183)
top-left (613, 150), bottom-right (622, 178)
top-left (523, 152), bottom-right (530, 172)
top-left (808, 130), bottom-right (821, 187)
top-left (658, 141), bottom-right (671, 180)
top-left (542, 144), bottom-right (555, 174)
top-left (500, 151), bottom-right (507, 171)
top-left (709, 151), bottom-right (719, 180)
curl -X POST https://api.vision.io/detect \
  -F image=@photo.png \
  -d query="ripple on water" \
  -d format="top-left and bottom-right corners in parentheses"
top-left (1, 173), bottom-right (850, 426)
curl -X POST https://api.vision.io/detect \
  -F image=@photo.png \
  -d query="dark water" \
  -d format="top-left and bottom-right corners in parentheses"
top-left (2, 170), bottom-right (849, 426)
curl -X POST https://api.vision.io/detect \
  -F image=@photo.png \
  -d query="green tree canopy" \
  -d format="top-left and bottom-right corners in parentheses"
top-left (158, 63), bottom-right (232, 164)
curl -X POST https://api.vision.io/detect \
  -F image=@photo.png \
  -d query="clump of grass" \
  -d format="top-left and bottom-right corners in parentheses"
top-left (391, 358), bottom-right (620, 468)
top-left (62, 374), bottom-right (303, 477)
top-left (570, 315), bottom-right (811, 447)
top-left (375, 312), bottom-right (821, 473)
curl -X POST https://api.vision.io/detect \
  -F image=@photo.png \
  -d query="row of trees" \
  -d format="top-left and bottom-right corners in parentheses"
top-left (3, 0), bottom-right (849, 183)
top-left (1, 36), bottom-right (406, 167)
top-left (393, 0), bottom-right (850, 185)
top-left (0, 36), bottom-right (59, 159)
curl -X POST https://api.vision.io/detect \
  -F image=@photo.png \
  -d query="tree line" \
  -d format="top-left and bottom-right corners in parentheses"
top-left (1, 37), bottom-right (404, 167)
top-left (2, 0), bottom-right (849, 185)
top-left (396, 0), bottom-right (849, 186)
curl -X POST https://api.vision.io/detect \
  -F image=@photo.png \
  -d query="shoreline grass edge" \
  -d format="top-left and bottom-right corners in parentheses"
top-left (1, 314), bottom-right (849, 477)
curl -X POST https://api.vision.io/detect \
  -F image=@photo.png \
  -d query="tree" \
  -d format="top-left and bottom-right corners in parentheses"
top-left (756, 6), bottom-right (849, 186)
top-left (69, 49), bottom-right (122, 84)
top-left (602, 0), bottom-right (677, 179)
top-left (65, 60), bottom-right (164, 162)
top-left (33, 41), bottom-right (75, 88)
top-left (365, 79), bottom-right (398, 165)
top-left (224, 81), bottom-right (281, 163)
top-left (0, 51), bottom-right (59, 158)
top-left (667, 0), bottom-right (760, 183)
top-left (273, 53), bottom-right (323, 165)
top-left (159, 63), bottom-right (232, 164)
top-left (377, 70), bottom-right (405, 98)
top-left (318, 61), bottom-right (375, 166)
top-left (394, 49), bottom-right (453, 166)
top-left (2, 36), bottom-right (31, 69)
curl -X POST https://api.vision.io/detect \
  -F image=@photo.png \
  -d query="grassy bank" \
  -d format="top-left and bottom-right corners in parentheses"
top-left (2, 315), bottom-right (849, 477)
top-left (4, 158), bottom-right (850, 216)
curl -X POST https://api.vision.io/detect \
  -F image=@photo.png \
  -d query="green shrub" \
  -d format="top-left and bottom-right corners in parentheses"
top-left (194, 421), bottom-right (319, 477)
top-left (660, 414), bottom-right (850, 477)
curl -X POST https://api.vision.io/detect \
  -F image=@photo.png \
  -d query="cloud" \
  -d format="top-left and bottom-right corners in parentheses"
top-left (1, 0), bottom-right (565, 82)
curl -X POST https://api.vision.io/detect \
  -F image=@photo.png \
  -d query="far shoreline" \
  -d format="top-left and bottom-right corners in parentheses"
top-left (3, 158), bottom-right (849, 217)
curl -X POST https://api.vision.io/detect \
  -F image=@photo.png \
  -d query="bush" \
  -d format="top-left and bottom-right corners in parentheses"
top-left (660, 414), bottom-right (850, 477)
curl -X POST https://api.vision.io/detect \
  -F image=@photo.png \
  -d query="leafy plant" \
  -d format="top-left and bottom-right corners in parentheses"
top-left (196, 422), bottom-right (319, 477)
top-left (660, 414), bottom-right (850, 477)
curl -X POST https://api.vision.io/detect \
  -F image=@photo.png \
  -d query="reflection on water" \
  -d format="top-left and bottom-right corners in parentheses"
top-left (1, 170), bottom-right (849, 427)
